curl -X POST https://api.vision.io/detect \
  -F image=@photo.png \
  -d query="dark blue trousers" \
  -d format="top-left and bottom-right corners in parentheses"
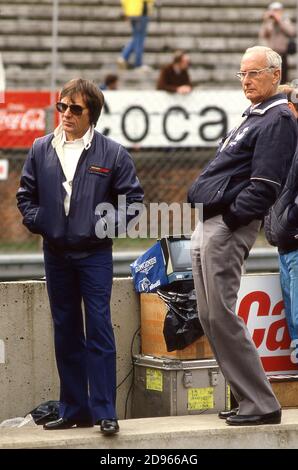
top-left (44, 247), bottom-right (116, 423)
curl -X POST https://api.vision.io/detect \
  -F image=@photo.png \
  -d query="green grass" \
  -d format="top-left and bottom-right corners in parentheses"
top-left (0, 239), bottom-right (42, 253)
top-left (112, 237), bottom-right (155, 251)
top-left (0, 229), bottom-right (271, 254)
top-left (0, 237), bottom-right (155, 254)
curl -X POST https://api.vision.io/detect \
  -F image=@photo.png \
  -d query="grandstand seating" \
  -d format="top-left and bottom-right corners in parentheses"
top-left (0, 0), bottom-right (297, 89)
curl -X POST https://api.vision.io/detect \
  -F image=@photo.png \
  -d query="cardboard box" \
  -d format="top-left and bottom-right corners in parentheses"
top-left (132, 355), bottom-right (227, 418)
top-left (269, 376), bottom-right (298, 408)
top-left (140, 293), bottom-right (213, 360)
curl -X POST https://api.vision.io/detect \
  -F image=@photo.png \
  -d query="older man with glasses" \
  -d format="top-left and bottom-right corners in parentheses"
top-left (188, 46), bottom-right (297, 426)
top-left (16, 78), bottom-right (144, 435)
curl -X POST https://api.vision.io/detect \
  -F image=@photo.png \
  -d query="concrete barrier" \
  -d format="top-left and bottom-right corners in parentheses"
top-left (0, 278), bottom-right (140, 422)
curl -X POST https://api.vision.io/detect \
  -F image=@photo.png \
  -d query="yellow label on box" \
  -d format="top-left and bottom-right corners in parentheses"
top-left (187, 387), bottom-right (214, 410)
top-left (146, 368), bottom-right (163, 392)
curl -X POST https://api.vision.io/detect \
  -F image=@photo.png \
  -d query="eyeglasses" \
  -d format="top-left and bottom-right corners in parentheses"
top-left (235, 67), bottom-right (275, 81)
top-left (56, 101), bottom-right (87, 116)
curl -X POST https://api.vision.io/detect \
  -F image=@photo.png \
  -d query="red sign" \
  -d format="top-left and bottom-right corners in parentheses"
top-left (0, 91), bottom-right (58, 148)
top-left (236, 274), bottom-right (298, 375)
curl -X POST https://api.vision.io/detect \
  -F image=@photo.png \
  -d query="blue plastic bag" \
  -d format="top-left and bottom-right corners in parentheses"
top-left (130, 241), bottom-right (169, 293)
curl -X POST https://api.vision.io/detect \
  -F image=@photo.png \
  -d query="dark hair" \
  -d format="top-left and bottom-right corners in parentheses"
top-left (173, 50), bottom-right (186, 64)
top-left (59, 78), bottom-right (104, 126)
top-left (104, 74), bottom-right (118, 87)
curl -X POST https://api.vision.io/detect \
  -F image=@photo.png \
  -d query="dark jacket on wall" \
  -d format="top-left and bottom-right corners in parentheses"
top-left (265, 142), bottom-right (298, 253)
top-left (16, 130), bottom-right (144, 256)
top-left (187, 93), bottom-right (298, 231)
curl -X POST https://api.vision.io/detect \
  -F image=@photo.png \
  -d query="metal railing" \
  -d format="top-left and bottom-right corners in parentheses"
top-left (0, 248), bottom-right (279, 281)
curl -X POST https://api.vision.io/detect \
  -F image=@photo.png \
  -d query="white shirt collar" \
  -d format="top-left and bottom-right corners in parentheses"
top-left (52, 123), bottom-right (94, 150)
top-left (62, 126), bottom-right (94, 149)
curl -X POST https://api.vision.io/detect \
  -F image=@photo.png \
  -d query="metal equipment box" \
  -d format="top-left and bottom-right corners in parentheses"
top-left (132, 355), bottom-right (228, 418)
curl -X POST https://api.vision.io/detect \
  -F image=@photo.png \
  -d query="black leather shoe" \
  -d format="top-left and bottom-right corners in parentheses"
top-left (226, 409), bottom-right (281, 426)
top-left (100, 419), bottom-right (119, 435)
top-left (218, 407), bottom-right (239, 419)
top-left (43, 418), bottom-right (93, 430)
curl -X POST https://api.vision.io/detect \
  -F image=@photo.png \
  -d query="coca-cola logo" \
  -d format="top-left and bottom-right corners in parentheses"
top-left (0, 108), bottom-right (45, 131)
top-left (236, 281), bottom-right (298, 373)
top-left (238, 291), bottom-right (290, 352)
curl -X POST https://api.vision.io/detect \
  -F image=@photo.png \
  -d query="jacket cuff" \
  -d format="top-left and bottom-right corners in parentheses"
top-left (223, 211), bottom-right (242, 232)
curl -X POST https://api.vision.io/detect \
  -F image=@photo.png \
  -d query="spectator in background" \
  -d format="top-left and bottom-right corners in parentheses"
top-left (264, 84), bottom-right (298, 349)
top-left (100, 74), bottom-right (119, 91)
top-left (259, 2), bottom-right (295, 83)
top-left (118, 0), bottom-right (154, 71)
top-left (156, 50), bottom-right (192, 94)
top-left (277, 83), bottom-right (298, 119)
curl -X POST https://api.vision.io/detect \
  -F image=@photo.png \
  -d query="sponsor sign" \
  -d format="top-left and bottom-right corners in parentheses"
top-left (0, 89), bottom-right (250, 148)
top-left (98, 90), bottom-right (249, 147)
top-left (236, 273), bottom-right (298, 375)
top-left (0, 91), bottom-right (58, 148)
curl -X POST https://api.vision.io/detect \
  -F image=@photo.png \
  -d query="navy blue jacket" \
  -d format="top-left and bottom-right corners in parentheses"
top-left (17, 130), bottom-right (144, 254)
top-left (188, 94), bottom-right (298, 230)
top-left (265, 142), bottom-right (298, 253)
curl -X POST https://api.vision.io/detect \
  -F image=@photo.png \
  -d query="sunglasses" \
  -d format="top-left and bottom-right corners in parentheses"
top-left (56, 101), bottom-right (87, 116)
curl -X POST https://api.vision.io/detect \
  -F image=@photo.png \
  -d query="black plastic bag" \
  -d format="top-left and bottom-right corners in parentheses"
top-left (27, 400), bottom-right (60, 425)
top-left (157, 283), bottom-right (204, 351)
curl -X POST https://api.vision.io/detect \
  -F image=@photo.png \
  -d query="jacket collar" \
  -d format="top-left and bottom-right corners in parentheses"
top-left (51, 123), bottom-right (94, 150)
top-left (243, 93), bottom-right (288, 116)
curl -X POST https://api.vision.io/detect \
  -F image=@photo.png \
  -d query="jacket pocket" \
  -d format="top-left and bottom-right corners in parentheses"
top-left (269, 205), bottom-right (298, 249)
top-left (188, 173), bottom-right (231, 208)
top-left (23, 207), bottom-right (44, 235)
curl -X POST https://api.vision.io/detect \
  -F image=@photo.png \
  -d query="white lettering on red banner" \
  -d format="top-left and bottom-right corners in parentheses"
top-left (0, 109), bottom-right (45, 131)
top-left (236, 274), bottom-right (298, 375)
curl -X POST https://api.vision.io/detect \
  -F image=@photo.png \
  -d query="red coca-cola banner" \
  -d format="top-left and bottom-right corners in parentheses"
top-left (0, 91), bottom-right (58, 148)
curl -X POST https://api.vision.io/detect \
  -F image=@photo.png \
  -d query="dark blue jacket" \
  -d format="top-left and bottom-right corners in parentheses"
top-left (188, 94), bottom-right (298, 230)
top-left (17, 130), bottom-right (144, 255)
top-left (265, 143), bottom-right (298, 253)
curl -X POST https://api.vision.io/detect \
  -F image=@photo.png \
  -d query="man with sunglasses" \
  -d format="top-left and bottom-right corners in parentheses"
top-left (16, 78), bottom-right (144, 435)
top-left (188, 46), bottom-right (298, 426)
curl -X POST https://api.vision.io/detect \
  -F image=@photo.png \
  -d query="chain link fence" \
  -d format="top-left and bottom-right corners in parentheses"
top-left (1, 88), bottom-right (229, 253)
top-left (0, 85), bottom-right (274, 253)
top-left (1, 0), bottom-right (283, 256)
top-left (0, 145), bottom-right (215, 253)
top-left (0, 149), bottom-right (40, 253)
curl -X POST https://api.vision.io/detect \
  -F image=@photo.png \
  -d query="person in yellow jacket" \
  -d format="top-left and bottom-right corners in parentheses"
top-left (118, 0), bottom-right (155, 70)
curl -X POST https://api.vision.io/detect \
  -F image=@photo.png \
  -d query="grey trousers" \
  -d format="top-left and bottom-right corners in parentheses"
top-left (191, 215), bottom-right (280, 415)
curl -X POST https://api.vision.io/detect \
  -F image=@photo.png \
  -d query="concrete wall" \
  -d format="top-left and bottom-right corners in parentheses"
top-left (0, 278), bottom-right (140, 422)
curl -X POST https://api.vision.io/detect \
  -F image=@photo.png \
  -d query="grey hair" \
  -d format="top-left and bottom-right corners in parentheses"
top-left (244, 46), bottom-right (282, 70)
